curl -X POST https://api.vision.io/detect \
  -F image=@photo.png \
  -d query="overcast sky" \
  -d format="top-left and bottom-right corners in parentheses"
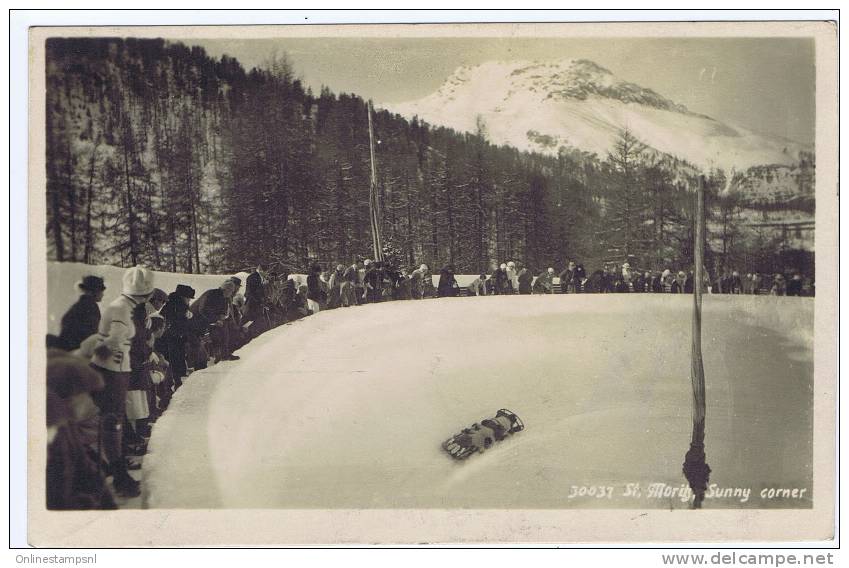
top-left (192, 37), bottom-right (815, 146)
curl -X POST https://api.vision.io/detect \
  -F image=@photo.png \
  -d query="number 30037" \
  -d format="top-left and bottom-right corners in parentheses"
top-left (567, 485), bottom-right (613, 499)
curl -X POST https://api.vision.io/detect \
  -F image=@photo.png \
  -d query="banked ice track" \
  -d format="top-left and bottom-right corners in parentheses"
top-left (143, 294), bottom-right (813, 509)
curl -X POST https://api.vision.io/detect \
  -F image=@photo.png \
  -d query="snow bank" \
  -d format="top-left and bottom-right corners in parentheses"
top-left (144, 293), bottom-right (813, 509)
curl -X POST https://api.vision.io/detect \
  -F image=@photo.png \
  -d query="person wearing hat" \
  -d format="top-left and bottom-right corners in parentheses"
top-left (57, 275), bottom-right (106, 352)
top-left (159, 284), bottom-right (195, 388)
top-left (87, 266), bottom-right (154, 498)
top-left (517, 262), bottom-right (533, 295)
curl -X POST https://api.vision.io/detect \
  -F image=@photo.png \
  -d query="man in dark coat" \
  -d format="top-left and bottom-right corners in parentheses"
top-left (517, 263), bottom-right (533, 295)
top-left (341, 261), bottom-right (362, 306)
top-left (786, 273), bottom-right (803, 296)
top-left (364, 261), bottom-right (383, 303)
top-left (58, 276), bottom-right (106, 351)
top-left (187, 286), bottom-right (229, 370)
top-left (159, 284), bottom-right (195, 386)
top-left (493, 264), bottom-right (510, 295)
top-left (244, 265), bottom-right (267, 329)
top-left (558, 262), bottom-right (576, 294)
top-left (437, 265), bottom-right (459, 298)
top-left (306, 264), bottom-right (327, 313)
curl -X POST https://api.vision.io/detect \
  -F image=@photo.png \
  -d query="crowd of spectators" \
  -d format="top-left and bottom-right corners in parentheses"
top-left (44, 257), bottom-right (813, 508)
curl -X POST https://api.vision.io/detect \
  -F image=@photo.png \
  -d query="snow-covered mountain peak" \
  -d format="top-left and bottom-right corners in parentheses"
top-left (385, 59), bottom-right (809, 172)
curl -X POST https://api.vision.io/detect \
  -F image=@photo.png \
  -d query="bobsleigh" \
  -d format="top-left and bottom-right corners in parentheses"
top-left (442, 409), bottom-right (524, 460)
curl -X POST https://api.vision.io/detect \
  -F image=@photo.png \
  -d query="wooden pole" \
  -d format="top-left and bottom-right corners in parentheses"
top-left (367, 101), bottom-right (384, 262)
top-left (683, 175), bottom-right (711, 508)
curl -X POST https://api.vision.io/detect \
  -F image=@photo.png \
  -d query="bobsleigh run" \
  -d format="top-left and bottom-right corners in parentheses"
top-left (442, 409), bottom-right (524, 460)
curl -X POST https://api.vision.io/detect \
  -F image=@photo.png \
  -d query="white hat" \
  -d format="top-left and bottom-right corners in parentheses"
top-left (547, 267), bottom-right (554, 274)
top-left (364, 259), bottom-right (372, 266)
top-left (507, 261), bottom-right (516, 268)
top-left (420, 264), bottom-right (428, 271)
top-left (122, 266), bottom-right (154, 296)
top-left (500, 263), bottom-right (507, 270)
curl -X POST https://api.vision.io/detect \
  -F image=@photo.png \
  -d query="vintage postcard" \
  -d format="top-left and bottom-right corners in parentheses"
top-left (26, 19), bottom-right (837, 545)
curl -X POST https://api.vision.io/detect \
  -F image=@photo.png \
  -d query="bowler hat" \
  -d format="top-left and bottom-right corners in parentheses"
top-left (78, 275), bottom-right (106, 292)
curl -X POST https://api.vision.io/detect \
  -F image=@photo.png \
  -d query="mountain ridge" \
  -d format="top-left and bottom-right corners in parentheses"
top-left (383, 58), bottom-right (810, 173)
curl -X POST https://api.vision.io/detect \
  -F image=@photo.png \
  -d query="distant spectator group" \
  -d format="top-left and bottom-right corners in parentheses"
top-left (45, 256), bottom-right (813, 509)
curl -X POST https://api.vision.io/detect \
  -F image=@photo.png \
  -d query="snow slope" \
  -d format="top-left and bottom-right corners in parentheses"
top-left (385, 60), bottom-right (809, 172)
top-left (144, 294), bottom-right (813, 509)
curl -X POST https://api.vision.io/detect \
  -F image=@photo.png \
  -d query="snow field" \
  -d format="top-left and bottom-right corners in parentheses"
top-left (142, 293), bottom-right (813, 509)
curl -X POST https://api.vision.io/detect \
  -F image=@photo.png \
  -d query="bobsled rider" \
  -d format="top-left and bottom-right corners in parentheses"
top-left (444, 410), bottom-right (523, 458)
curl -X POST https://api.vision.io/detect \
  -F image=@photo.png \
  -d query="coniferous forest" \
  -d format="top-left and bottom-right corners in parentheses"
top-left (45, 37), bottom-right (814, 276)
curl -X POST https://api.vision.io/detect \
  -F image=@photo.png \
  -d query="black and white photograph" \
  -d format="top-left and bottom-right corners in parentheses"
top-left (23, 17), bottom-right (838, 546)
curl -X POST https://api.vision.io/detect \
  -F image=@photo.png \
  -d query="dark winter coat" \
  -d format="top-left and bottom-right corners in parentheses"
top-left (493, 268), bottom-right (510, 295)
top-left (437, 268), bottom-right (459, 298)
top-left (190, 288), bottom-right (228, 331)
top-left (244, 271), bottom-right (265, 320)
top-left (58, 295), bottom-right (101, 352)
top-left (394, 275), bottom-right (412, 300)
top-left (46, 418), bottom-right (116, 510)
top-left (129, 303), bottom-right (153, 391)
top-left (364, 266), bottom-right (383, 302)
top-left (532, 272), bottom-right (553, 294)
top-left (786, 277), bottom-right (803, 297)
top-left (307, 273), bottom-right (327, 304)
top-left (517, 268), bottom-right (532, 294)
top-left (558, 269), bottom-right (574, 293)
top-left (671, 278), bottom-right (688, 294)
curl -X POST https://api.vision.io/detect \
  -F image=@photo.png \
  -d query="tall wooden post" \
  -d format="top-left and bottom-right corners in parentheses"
top-left (683, 175), bottom-right (711, 508)
top-left (367, 101), bottom-right (384, 262)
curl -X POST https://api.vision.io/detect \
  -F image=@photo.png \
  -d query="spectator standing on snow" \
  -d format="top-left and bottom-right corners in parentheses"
top-left (671, 271), bottom-right (688, 294)
top-left (124, 302), bottom-right (152, 457)
top-left (468, 273), bottom-right (488, 296)
top-left (770, 274), bottom-right (787, 296)
top-left (327, 264), bottom-right (346, 309)
top-left (363, 260), bottom-right (384, 304)
top-left (517, 262), bottom-right (533, 295)
top-left (159, 284), bottom-right (194, 389)
top-left (357, 261), bottom-right (369, 305)
top-left (786, 273), bottom-right (803, 296)
top-left (437, 265), bottom-right (459, 298)
top-left (660, 269), bottom-right (674, 293)
top-left (506, 261), bottom-right (519, 293)
top-left (341, 261), bottom-right (361, 307)
top-left (533, 268), bottom-right (555, 294)
top-left (58, 275), bottom-right (106, 352)
top-left (188, 284), bottom-right (229, 368)
top-left (88, 266), bottom-right (154, 498)
top-left (307, 263), bottom-right (327, 313)
top-left (726, 271), bottom-right (743, 294)
top-left (393, 268), bottom-right (412, 301)
top-left (493, 263), bottom-right (510, 295)
top-left (572, 264), bottom-right (588, 293)
top-left (244, 264), bottom-right (267, 332)
top-left (558, 262), bottom-right (576, 294)
top-left (409, 264), bottom-right (429, 300)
